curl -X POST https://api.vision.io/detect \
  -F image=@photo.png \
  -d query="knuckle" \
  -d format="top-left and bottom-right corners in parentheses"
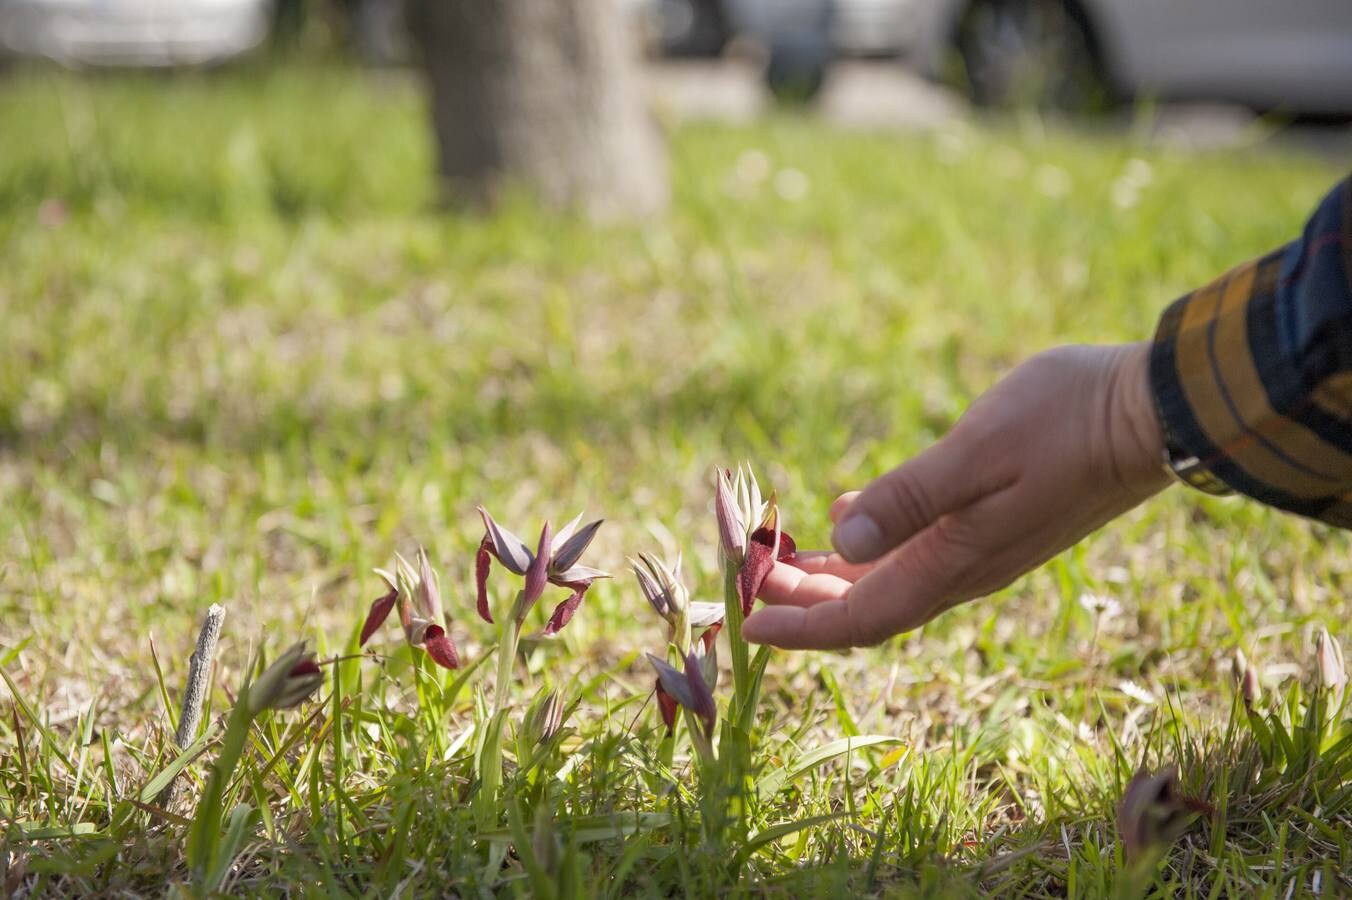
top-left (872, 467), bottom-right (935, 535)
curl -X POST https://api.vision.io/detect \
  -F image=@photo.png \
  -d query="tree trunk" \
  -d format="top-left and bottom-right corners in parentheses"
top-left (406, 0), bottom-right (667, 221)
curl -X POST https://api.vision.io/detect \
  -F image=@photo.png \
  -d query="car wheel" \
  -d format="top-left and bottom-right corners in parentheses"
top-left (766, 43), bottom-right (828, 104)
top-left (953, 0), bottom-right (1110, 112)
top-left (659, 0), bottom-right (729, 58)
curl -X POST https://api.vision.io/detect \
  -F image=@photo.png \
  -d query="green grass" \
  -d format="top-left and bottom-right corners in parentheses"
top-left (1, 62), bottom-right (1349, 896)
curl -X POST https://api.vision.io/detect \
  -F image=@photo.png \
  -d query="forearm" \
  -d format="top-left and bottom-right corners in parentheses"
top-left (1149, 173), bottom-right (1352, 526)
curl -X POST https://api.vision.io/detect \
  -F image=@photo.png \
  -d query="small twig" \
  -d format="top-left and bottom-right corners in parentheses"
top-left (157, 603), bottom-right (226, 807)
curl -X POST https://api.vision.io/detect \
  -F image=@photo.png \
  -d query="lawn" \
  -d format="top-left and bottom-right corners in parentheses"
top-left (0, 62), bottom-right (1349, 896)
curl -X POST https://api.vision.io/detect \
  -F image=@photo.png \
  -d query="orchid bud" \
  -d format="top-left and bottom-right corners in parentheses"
top-left (1315, 627), bottom-right (1346, 692)
top-left (416, 546), bottom-right (444, 624)
top-left (248, 642), bottom-right (324, 715)
top-left (1117, 766), bottom-right (1213, 861)
top-left (1241, 662), bottom-right (1261, 708)
top-left (715, 468), bottom-right (746, 565)
top-left (632, 552), bottom-right (686, 621)
top-left (524, 689), bottom-right (566, 744)
top-left (1231, 649), bottom-right (1261, 707)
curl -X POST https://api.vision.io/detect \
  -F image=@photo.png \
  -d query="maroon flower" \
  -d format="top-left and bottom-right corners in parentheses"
top-left (476, 507), bottom-right (609, 635)
top-left (715, 468), bottom-right (797, 617)
top-left (359, 548), bottom-right (460, 670)
top-left (1117, 766), bottom-right (1213, 861)
top-left (248, 642), bottom-right (325, 714)
top-left (647, 648), bottom-right (718, 743)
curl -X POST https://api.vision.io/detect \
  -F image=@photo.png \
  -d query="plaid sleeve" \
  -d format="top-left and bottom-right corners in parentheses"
top-left (1150, 173), bottom-right (1352, 528)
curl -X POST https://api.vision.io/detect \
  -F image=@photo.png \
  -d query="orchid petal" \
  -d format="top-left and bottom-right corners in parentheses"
top-left (699, 621), bottom-right (722, 653)
top-left (632, 558), bottom-right (668, 619)
top-left (550, 564), bottom-right (610, 587)
top-left (475, 540), bottom-right (494, 624)
top-left (550, 518), bottom-right (603, 574)
top-left (683, 649), bottom-right (717, 737)
top-left (552, 512), bottom-right (585, 550)
top-left (416, 547), bottom-right (444, 623)
top-left (521, 521), bottom-right (553, 612)
top-left (687, 601), bottom-right (725, 629)
top-left (477, 506), bottom-right (534, 575)
top-left (655, 679), bottom-right (679, 734)
top-left (422, 624), bottom-right (460, 670)
top-left (737, 526), bottom-right (781, 618)
top-left (647, 653), bottom-right (695, 711)
top-left (360, 587), bottom-right (398, 647)
top-left (542, 584), bottom-right (587, 636)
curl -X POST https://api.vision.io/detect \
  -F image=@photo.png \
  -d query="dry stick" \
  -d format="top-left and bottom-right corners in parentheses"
top-left (156, 603), bottom-right (226, 808)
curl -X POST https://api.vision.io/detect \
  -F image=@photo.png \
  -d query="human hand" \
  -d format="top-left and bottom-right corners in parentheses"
top-left (742, 342), bottom-right (1170, 649)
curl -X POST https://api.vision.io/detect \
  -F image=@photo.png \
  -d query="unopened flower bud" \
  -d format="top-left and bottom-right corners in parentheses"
top-left (1315, 627), bottom-right (1346, 692)
top-left (248, 642), bottom-right (324, 715)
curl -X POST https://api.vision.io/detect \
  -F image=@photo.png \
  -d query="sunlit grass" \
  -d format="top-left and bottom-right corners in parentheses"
top-left (0, 62), bottom-right (1348, 895)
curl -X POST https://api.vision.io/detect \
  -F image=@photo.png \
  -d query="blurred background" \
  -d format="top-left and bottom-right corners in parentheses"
top-left (2, 0), bottom-right (1351, 136)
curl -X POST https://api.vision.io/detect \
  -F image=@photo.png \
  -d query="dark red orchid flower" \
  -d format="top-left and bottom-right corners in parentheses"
top-left (476, 507), bottom-right (609, 635)
top-left (1117, 766), bottom-right (1214, 861)
top-left (359, 547), bottom-right (460, 670)
top-left (655, 679), bottom-right (680, 734)
top-left (647, 649), bottom-right (718, 742)
top-left (715, 467), bottom-right (797, 617)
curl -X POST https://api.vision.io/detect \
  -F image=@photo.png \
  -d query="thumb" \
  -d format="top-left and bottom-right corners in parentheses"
top-left (832, 436), bottom-right (997, 563)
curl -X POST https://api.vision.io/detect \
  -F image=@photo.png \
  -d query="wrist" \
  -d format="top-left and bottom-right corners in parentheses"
top-left (1109, 341), bottom-right (1170, 494)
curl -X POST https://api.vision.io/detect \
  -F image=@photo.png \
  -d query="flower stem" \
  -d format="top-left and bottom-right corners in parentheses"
top-left (723, 565), bottom-right (748, 720)
top-left (477, 592), bottom-right (522, 830)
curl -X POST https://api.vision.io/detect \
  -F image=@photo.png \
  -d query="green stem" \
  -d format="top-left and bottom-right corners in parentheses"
top-left (187, 686), bottom-right (255, 889)
top-left (476, 596), bottom-right (522, 830)
top-left (723, 565), bottom-right (748, 720)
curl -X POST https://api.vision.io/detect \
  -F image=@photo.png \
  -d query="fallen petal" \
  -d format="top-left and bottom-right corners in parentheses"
top-left (360, 587), bottom-right (398, 647)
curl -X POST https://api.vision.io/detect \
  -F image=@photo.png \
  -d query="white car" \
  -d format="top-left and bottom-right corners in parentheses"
top-left (909, 0), bottom-right (1352, 114)
top-left (0, 0), bottom-right (272, 67)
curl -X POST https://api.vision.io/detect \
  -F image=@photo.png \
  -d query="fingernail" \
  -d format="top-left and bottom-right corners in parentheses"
top-left (833, 514), bottom-right (883, 562)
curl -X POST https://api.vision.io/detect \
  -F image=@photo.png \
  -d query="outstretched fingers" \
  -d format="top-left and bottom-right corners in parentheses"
top-left (830, 436), bottom-right (1000, 564)
top-left (745, 510), bottom-right (992, 649)
top-left (756, 561), bottom-right (853, 608)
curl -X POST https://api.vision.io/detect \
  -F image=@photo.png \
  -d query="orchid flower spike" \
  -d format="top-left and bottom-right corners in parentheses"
top-left (248, 642), bottom-right (325, 715)
top-left (633, 551), bottom-right (725, 654)
top-left (715, 465), bottom-right (798, 617)
top-left (358, 548), bottom-right (460, 670)
top-left (476, 507), bottom-right (610, 635)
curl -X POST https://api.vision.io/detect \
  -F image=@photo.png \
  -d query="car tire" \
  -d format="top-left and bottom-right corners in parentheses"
top-left (952, 0), bottom-right (1110, 112)
top-left (660, 0), bottom-right (729, 58)
top-left (765, 43), bottom-right (828, 103)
